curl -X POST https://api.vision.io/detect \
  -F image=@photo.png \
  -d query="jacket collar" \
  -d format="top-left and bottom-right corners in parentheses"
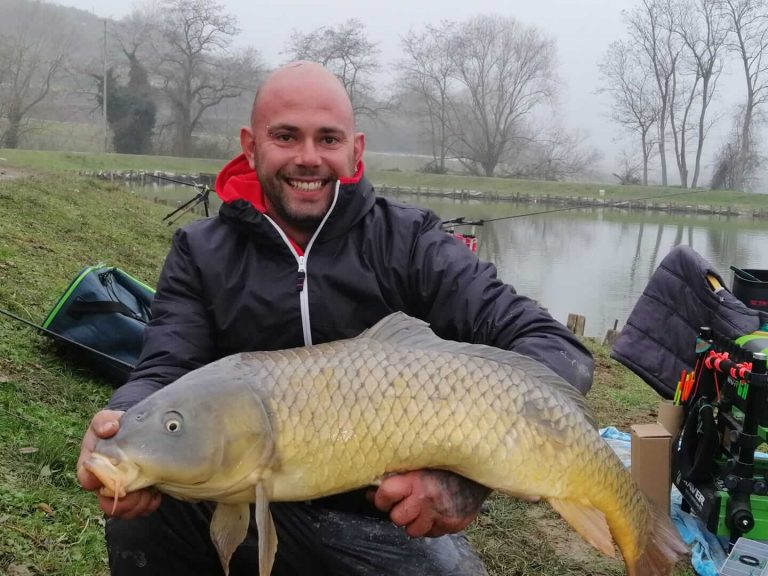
top-left (215, 154), bottom-right (376, 246)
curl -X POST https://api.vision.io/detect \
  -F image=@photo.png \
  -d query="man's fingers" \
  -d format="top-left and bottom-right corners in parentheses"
top-left (373, 474), bottom-right (413, 513)
top-left (404, 512), bottom-right (436, 538)
top-left (78, 410), bottom-right (125, 492)
top-left (97, 489), bottom-right (161, 519)
top-left (76, 462), bottom-right (101, 491)
top-left (91, 410), bottom-right (123, 439)
top-left (389, 496), bottom-right (421, 528)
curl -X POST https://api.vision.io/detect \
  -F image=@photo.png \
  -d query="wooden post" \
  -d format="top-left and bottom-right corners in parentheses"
top-left (566, 314), bottom-right (585, 336)
top-left (603, 319), bottom-right (620, 347)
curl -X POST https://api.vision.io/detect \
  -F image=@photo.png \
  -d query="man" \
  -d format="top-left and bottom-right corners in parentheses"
top-left (77, 61), bottom-right (593, 575)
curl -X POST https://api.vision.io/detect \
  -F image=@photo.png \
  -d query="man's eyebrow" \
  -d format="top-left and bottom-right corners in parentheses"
top-left (266, 123), bottom-right (347, 135)
top-left (266, 123), bottom-right (298, 134)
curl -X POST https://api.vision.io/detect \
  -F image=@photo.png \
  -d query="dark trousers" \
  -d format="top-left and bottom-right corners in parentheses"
top-left (105, 494), bottom-right (489, 576)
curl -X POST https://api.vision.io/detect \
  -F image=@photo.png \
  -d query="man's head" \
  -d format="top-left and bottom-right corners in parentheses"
top-left (240, 61), bottom-right (365, 243)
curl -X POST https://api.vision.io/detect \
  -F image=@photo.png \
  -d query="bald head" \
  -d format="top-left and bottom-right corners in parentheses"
top-left (239, 59), bottom-right (365, 247)
top-left (251, 61), bottom-right (355, 131)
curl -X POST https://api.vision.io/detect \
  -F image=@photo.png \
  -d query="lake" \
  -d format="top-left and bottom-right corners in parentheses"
top-left (132, 183), bottom-right (768, 338)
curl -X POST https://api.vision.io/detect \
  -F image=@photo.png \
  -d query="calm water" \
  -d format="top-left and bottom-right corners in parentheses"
top-left (133, 184), bottom-right (768, 338)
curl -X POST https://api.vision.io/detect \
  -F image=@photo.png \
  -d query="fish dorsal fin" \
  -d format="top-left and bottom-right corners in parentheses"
top-left (360, 312), bottom-right (594, 427)
top-left (548, 498), bottom-right (616, 558)
top-left (210, 502), bottom-right (250, 575)
top-left (255, 481), bottom-right (278, 576)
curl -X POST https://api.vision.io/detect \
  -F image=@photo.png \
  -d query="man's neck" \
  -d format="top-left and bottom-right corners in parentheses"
top-left (264, 210), bottom-right (315, 253)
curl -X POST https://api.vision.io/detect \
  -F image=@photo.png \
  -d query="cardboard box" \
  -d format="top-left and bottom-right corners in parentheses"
top-left (657, 400), bottom-right (684, 437)
top-left (631, 423), bottom-right (673, 515)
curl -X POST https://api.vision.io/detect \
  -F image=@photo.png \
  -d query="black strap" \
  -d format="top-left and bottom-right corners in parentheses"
top-left (677, 398), bottom-right (719, 482)
top-left (67, 300), bottom-right (146, 322)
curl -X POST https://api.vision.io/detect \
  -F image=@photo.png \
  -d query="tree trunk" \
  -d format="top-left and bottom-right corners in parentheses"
top-left (658, 137), bottom-right (668, 186)
top-left (3, 112), bottom-right (22, 149)
top-left (641, 132), bottom-right (649, 186)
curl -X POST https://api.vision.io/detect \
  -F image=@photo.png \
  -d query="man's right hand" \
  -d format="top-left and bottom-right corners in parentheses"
top-left (77, 409), bottom-right (161, 519)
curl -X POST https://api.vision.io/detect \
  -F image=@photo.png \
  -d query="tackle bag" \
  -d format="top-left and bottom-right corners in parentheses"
top-left (42, 265), bottom-right (154, 386)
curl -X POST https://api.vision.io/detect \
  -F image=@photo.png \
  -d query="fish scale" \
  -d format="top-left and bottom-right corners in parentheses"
top-left (86, 312), bottom-right (688, 576)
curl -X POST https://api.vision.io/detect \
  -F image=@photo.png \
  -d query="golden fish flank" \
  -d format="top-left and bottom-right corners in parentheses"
top-left (85, 312), bottom-right (688, 576)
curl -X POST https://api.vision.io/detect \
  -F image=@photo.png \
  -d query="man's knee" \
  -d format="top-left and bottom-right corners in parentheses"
top-left (105, 498), bottom-right (220, 576)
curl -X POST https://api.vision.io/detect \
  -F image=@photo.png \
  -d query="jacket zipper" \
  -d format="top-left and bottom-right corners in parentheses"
top-left (262, 180), bottom-right (341, 346)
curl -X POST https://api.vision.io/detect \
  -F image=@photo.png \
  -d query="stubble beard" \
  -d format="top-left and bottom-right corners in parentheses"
top-left (260, 172), bottom-right (333, 232)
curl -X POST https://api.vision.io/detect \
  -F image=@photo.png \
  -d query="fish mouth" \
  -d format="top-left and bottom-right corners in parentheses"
top-left (84, 452), bottom-right (145, 499)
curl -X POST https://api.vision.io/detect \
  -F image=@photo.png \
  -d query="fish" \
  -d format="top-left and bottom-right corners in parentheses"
top-left (85, 312), bottom-right (688, 576)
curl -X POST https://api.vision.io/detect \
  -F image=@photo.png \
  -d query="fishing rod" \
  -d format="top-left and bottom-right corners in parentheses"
top-left (0, 307), bottom-right (134, 371)
top-left (151, 174), bottom-right (213, 225)
top-left (460, 187), bottom-right (716, 225)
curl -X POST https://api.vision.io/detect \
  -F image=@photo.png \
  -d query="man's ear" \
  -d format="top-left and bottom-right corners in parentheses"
top-left (353, 132), bottom-right (365, 168)
top-left (240, 127), bottom-right (256, 169)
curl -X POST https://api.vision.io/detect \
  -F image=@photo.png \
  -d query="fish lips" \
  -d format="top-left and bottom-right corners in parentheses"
top-left (84, 450), bottom-right (147, 497)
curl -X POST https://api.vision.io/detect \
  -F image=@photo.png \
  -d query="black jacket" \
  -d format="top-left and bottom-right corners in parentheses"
top-left (109, 158), bottom-right (593, 410)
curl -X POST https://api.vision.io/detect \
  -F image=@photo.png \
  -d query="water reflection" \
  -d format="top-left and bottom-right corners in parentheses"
top-left (128, 183), bottom-right (768, 338)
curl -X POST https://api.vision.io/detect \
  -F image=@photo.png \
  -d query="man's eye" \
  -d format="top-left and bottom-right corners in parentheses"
top-left (276, 134), bottom-right (293, 142)
top-left (321, 136), bottom-right (340, 145)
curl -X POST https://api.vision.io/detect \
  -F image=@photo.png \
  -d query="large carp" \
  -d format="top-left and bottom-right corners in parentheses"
top-left (85, 312), bottom-right (687, 575)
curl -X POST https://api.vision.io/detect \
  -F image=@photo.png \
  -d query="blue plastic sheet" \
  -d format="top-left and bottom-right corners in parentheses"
top-left (599, 427), bottom-right (728, 575)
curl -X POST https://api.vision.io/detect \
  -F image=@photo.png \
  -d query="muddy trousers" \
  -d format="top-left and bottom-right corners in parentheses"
top-left (105, 495), bottom-right (489, 576)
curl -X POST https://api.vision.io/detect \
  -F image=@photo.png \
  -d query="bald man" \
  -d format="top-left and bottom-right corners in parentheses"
top-left (78, 62), bottom-right (593, 575)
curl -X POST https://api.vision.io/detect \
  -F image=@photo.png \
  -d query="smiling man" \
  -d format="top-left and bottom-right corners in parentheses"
top-left (242, 62), bottom-right (364, 246)
top-left (78, 61), bottom-right (593, 576)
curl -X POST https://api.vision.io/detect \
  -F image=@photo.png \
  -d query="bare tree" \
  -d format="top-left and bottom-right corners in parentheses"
top-left (502, 125), bottom-right (602, 181)
top-left (627, 0), bottom-right (679, 186)
top-left (398, 22), bottom-right (457, 173)
top-left (285, 19), bottom-right (382, 119)
top-left (613, 151), bottom-right (645, 185)
top-left (154, 0), bottom-right (261, 157)
top-left (447, 15), bottom-right (556, 177)
top-left (599, 41), bottom-right (659, 185)
top-left (711, 107), bottom-right (763, 188)
top-left (667, 36), bottom-right (698, 190)
top-left (0, 1), bottom-right (69, 148)
top-left (720, 0), bottom-right (768, 189)
top-left (674, 0), bottom-right (726, 188)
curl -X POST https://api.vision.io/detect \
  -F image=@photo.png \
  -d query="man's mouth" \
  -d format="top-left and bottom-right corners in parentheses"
top-left (286, 178), bottom-right (328, 192)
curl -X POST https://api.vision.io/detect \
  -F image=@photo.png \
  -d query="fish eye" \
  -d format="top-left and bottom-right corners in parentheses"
top-left (163, 412), bottom-right (184, 433)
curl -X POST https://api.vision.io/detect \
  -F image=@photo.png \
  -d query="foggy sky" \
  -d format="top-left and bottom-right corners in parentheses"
top-left (52, 0), bottom-right (749, 181)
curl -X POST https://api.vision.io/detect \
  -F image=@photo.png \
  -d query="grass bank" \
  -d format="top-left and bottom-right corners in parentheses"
top-left (2, 147), bottom-right (767, 215)
top-left (0, 173), bottom-right (692, 575)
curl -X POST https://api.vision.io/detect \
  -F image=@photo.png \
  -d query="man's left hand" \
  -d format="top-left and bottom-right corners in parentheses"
top-left (372, 470), bottom-right (491, 538)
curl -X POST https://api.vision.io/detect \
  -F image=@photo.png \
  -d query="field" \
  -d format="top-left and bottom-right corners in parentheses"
top-left (0, 159), bottom-right (696, 575)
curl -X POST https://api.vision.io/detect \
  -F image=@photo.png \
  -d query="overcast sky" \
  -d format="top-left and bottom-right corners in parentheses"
top-left (55, 0), bottom-right (749, 180)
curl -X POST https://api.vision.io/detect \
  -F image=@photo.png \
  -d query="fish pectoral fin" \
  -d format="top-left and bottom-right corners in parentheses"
top-left (255, 481), bottom-right (278, 576)
top-left (548, 498), bottom-right (616, 558)
top-left (210, 502), bottom-right (250, 576)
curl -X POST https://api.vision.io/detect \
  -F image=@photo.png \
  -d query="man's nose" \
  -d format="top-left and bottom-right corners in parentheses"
top-left (297, 139), bottom-right (322, 166)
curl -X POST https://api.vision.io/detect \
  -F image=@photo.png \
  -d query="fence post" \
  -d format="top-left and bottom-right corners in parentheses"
top-left (566, 314), bottom-right (585, 336)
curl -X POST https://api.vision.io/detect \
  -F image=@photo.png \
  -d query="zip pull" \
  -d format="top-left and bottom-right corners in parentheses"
top-left (296, 256), bottom-right (306, 292)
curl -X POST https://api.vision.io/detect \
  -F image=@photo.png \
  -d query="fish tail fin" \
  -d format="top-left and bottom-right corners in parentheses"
top-left (627, 506), bottom-right (688, 576)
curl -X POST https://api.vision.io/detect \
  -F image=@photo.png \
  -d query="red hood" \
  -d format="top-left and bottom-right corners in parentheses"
top-left (215, 153), bottom-right (364, 208)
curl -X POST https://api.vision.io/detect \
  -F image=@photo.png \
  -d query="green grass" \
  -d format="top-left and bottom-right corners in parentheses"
top-left (369, 169), bottom-right (768, 212)
top-left (3, 148), bottom-right (768, 215)
top-left (0, 172), bottom-right (694, 575)
top-left (0, 148), bottom-right (227, 176)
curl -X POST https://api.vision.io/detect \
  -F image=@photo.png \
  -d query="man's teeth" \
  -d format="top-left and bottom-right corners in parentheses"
top-left (288, 180), bottom-right (323, 191)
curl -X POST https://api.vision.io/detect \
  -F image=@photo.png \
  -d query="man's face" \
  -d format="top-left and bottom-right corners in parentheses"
top-left (241, 78), bottom-right (365, 234)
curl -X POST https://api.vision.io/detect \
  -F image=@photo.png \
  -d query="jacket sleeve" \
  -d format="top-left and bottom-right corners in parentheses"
top-left (408, 213), bottom-right (594, 395)
top-left (108, 228), bottom-right (215, 410)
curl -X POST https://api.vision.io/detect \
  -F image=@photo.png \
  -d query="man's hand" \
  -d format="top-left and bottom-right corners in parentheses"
top-left (373, 470), bottom-right (491, 538)
top-left (77, 409), bottom-right (161, 519)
